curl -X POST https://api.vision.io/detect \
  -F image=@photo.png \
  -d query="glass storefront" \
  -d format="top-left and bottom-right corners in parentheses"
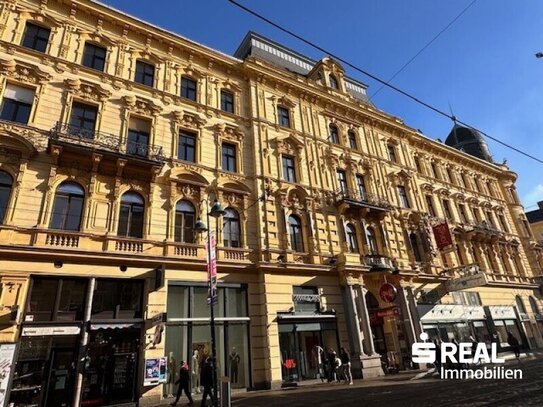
top-left (493, 319), bottom-right (523, 350)
top-left (278, 320), bottom-right (338, 382)
top-left (9, 335), bottom-right (79, 407)
top-left (81, 327), bottom-right (140, 406)
top-left (423, 321), bottom-right (490, 343)
top-left (164, 283), bottom-right (250, 394)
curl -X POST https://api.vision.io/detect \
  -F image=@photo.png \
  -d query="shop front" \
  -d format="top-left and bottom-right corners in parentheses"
top-left (9, 276), bottom-right (145, 407)
top-left (277, 286), bottom-right (339, 383)
top-left (486, 305), bottom-right (526, 351)
top-left (419, 304), bottom-right (491, 343)
top-left (164, 283), bottom-right (251, 396)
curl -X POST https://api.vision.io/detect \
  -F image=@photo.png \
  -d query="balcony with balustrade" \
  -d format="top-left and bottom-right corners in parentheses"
top-left (335, 188), bottom-right (391, 218)
top-left (49, 122), bottom-right (165, 173)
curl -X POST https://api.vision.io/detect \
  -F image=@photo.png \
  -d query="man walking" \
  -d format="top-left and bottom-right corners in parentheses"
top-left (170, 361), bottom-right (193, 406)
top-left (339, 347), bottom-right (353, 385)
top-left (507, 331), bottom-right (521, 358)
top-left (200, 357), bottom-right (215, 407)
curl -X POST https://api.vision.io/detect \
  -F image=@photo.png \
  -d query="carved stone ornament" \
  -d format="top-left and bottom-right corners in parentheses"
top-left (421, 183), bottom-right (434, 193)
top-left (214, 123), bottom-right (243, 142)
top-left (171, 110), bottom-right (206, 129)
top-left (223, 191), bottom-right (243, 206)
top-left (176, 183), bottom-right (199, 200)
top-left (0, 121), bottom-right (47, 153)
top-left (219, 171), bottom-right (245, 182)
top-left (122, 95), bottom-right (162, 116)
top-left (276, 134), bottom-right (303, 155)
top-left (275, 95), bottom-right (296, 109)
top-left (0, 58), bottom-right (52, 84)
top-left (64, 78), bottom-right (111, 102)
top-left (174, 161), bottom-right (203, 174)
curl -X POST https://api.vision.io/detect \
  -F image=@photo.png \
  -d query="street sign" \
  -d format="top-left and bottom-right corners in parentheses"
top-left (446, 272), bottom-right (488, 292)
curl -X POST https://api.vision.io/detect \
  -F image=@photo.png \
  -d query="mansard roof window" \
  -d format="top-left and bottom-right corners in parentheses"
top-left (329, 74), bottom-right (339, 89)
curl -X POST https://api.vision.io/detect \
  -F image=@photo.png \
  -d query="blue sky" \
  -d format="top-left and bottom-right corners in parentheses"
top-left (101, 0), bottom-right (543, 210)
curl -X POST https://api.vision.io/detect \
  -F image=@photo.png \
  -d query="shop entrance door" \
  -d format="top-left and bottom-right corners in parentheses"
top-left (43, 349), bottom-right (76, 407)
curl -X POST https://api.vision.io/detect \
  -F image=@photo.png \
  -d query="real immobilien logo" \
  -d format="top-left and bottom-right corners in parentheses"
top-left (412, 333), bottom-right (523, 380)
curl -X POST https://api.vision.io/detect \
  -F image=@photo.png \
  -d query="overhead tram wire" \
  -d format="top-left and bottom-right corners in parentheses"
top-left (227, 0), bottom-right (543, 166)
top-left (371, 0), bottom-right (479, 98)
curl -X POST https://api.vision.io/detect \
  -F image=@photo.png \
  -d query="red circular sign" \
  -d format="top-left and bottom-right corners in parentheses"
top-left (379, 283), bottom-right (397, 303)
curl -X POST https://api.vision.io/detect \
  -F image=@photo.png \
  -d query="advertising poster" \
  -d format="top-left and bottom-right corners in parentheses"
top-left (143, 357), bottom-right (167, 386)
top-left (0, 343), bottom-right (16, 407)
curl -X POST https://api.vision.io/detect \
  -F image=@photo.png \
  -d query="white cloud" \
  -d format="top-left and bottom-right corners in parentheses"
top-left (523, 184), bottom-right (543, 208)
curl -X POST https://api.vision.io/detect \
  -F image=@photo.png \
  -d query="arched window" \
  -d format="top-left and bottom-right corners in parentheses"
top-left (49, 182), bottom-right (85, 231)
top-left (516, 295), bottom-right (527, 315)
top-left (329, 74), bottom-right (339, 89)
top-left (329, 124), bottom-right (339, 144)
top-left (345, 223), bottom-right (359, 253)
top-left (118, 191), bottom-right (144, 238)
top-left (529, 296), bottom-right (540, 316)
top-left (174, 200), bottom-right (195, 243)
top-left (366, 227), bottom-right (378, 254)
top-left (0, 171), bottom-right (13, 224)
top-left (288, 215), bottom-right (304, 252)
top-left (409, 232), bottom-right (423, 262)
top-left (223, 208), bottom-right (240, 248)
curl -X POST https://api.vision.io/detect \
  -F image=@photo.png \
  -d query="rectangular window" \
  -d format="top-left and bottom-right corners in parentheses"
top-left (414, 156), bottom-right (422, 173)
top-left (426, 196), bottom-right (436, 217)
top-left (178, 130), bottom-right (196, 162)
top-left (69, 102), bottom-right (98, 132)
top-left (442, 199), bottom-right (453, 220)
top-left (348, 131), bottom-right (358, 149)
top-left (471, 207), bottom-right (481, 223)
top-left (180, 77), bottom-right (197, 101)
top-left (127, 117), bottom-right (150, 158)
top-left (222, 142), bottom-right (237, 172)
top-left (498, 214), bottom-right (508, 232)
top-left (82, 42), bottom-right (106, 71)
top-left (91, 279), bottom-right (143, 320)
top-left (447, 168), bottom-right (455, 184)
top-left (356, 175), bottom-right (366, 199)
top-left (220, 90), bottom-right (234, 113)
top-left (337, 170), bottom-right (348, 194)
top-left (25, 278), bottom-right (87, 322)
top-left (485, 211), bottom-right (495, 228)
top-left (0, 84), bottom-right (34, 124)
top-left (387, 145), bottom-right (397, 162)
top-left (431, 162), bottom-right (440, 179)
top-left (135, 60), bottom-right (155, 87)
top-left (523, 220), bottom-right (532, 237)
top-left (21, 23), bottom-right (50, 52)
top-left (282, 155), bottom-right (296, 182)
top-left (277, 106), bottom-right (290, 128)
top-left (397, 185), bottom-right (410, 208)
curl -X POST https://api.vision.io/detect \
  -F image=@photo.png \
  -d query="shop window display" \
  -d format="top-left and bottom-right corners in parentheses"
top-left (164, 284), bottom-right (250, 396)
top-left (91, 279), bottom-right (143, 319)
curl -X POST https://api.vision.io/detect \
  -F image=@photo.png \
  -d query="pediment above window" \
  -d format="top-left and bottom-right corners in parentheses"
top-left (0, 58), bottom-right (52, 84)
top-left (122, 95), bottom-right (162, 116)
top-left (275, 134), bottom-right (303, 155)
top-left (214, 123), bottom-right (244, 142)
top-left (171, 110), bottom-right (206, 129)
top-left (64, 78), bottom-right (111, 102)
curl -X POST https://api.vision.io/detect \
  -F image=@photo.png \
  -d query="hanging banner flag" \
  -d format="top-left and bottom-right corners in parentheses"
top-left (432, 221), bottom-right (453, 251)
top-left (207, 233), bottom-right (218, 304)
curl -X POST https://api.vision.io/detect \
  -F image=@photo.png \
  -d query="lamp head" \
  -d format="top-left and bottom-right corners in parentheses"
top-left (209, 199), bottom-right (225, 218)
top-left (194, 217), bottom-right (208, 233)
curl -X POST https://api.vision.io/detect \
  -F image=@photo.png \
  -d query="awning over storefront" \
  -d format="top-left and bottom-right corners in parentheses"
top-left (90, 323), bottom-right (141, 330)
top-left (419, 304), bottom-right (486, 323)
top-left (277, 313), bottom-right (336, 320)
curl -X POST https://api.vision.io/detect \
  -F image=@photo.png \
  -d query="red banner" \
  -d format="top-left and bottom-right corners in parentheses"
top-left (432, 221), bottom-right (453, 251)
top-left (207, 233), bottom-right (218, 304)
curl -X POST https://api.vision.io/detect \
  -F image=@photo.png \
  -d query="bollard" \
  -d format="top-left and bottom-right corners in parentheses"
top-left (220, 376), bottom-right (231, 407)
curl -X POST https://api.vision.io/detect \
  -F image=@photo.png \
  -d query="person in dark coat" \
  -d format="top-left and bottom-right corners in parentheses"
top-left (507, 331), bottom-right (521, 358)
top-left (171, 361), bottom-right (193, 406)
top-left (200, 357), bottom-right (215, 407)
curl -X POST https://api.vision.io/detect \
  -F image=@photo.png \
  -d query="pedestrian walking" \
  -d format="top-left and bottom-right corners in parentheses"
top-left (200, 357), bottom-right (215, 407)
top-left (507, 331), bottom-right (521, 358)
top-left (339, 347), bottom-right (353, 385)
top-left (327, 348), bottom-right (339, 382)
top-left (170, 361), bottom-right (194, 406)
top-left (433, 338), bottom-right (442, 371)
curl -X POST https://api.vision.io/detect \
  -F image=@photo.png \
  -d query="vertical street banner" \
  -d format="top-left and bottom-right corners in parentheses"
top-left (432, 221), bottom-right (454, 252)
top-left (207, 232), bottom-right (218, 304)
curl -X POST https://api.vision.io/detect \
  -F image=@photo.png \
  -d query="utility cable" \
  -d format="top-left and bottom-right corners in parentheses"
top-left (371, 0), bottom-right (478, 98)
top-left (227, 0), bottom-right (543, 165)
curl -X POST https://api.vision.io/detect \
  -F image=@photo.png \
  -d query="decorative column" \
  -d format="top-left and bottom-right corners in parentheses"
top-left (342, 280), bottom-right (365, 378)
top-left (397, 281), bottom-right (423, 354)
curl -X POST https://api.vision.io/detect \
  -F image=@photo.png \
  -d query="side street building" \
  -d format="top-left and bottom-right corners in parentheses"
top-left (1, 1), bottom-right (543, 406)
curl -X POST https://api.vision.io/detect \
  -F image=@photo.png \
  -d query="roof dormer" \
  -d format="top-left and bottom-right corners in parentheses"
top-left (307, 57), bottom-right (346, 92)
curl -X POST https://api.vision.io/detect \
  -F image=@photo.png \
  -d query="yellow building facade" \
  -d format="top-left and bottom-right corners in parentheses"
top-left (0, 1), bottom-right (543, 406)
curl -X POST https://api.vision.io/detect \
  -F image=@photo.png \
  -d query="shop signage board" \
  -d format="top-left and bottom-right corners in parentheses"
top-left (143, 357), bottom-right (167, 386)
top-left (379, 283), bottom-right (397, 303)
top-left (376, 307), bottom-right (400, 318)
top-left (420, 304), bottom-right (486, 322)
top-left (151, 312), bottom-right (167, 327)
top-left (446, 272), bottom-right (488, 292)
top-left (0, 343), bottom-right (16, 407)
top-left (21, 326), bottom-right (81, 336)
top-left (207, 233), bottom-right (218, 304)
top-left (489, 306), bottom-right (517, 320)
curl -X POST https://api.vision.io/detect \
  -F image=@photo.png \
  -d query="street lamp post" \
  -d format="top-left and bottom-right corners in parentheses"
top-left (195, 198), bottom-right (225, 407)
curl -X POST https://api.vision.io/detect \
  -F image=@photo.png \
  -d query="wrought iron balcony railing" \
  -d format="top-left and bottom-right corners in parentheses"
top-left (335, 188), bottom-right (391, 210)
top-left (363, 254), bottom-right (394, 270)
top-left (470, 221), bottom-right (503, 236)
top-left (50, 122), bottom-right (164, 162)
